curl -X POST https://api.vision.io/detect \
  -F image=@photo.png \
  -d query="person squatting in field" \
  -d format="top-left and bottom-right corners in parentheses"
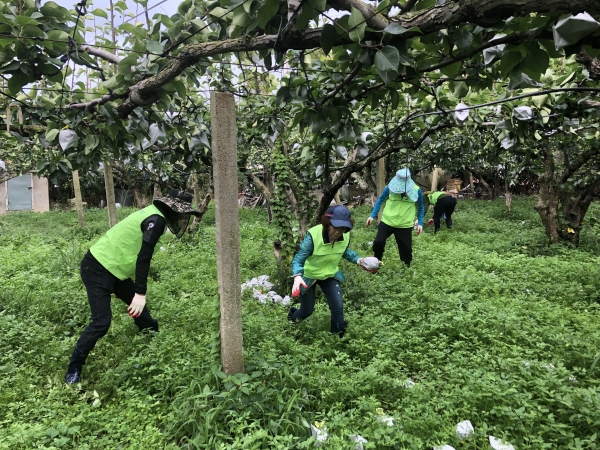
top-left (287, 205), bottom-right (380, 337)
top-left (64, 190), bottom-right (200, 384)
top-left (424, 190), bottom-right (457, 233)
top-left (366, 168), bottom-right (425, 267)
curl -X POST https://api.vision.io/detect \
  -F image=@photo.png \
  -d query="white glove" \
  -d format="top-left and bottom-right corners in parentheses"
top-left (128, 293), bottom-right (146, 318)
top-left (366, 217), bottom-right (374, 227)
top-left (292, 275), bottom-right (307, 297)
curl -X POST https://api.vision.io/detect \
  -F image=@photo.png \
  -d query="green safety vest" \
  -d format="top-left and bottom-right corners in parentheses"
top-left (90, 205), bottom-right (165, 280)
top-left (303, 224), bottom-right (350, 280)
top-left (381, 185), bottom-right (420, 228)
top-left (428, 191), bottom-right (449, 205)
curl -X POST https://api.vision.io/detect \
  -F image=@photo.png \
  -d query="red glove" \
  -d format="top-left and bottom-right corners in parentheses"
top-left (292, 276), bottom-right (307, 297)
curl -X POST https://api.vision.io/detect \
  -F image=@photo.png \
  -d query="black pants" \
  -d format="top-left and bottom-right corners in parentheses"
top-left (68, 251), bottom-right (154, 370)
top-left (433, 196), bottom-right (457, 232)
top-left (372, 221), bottom-right (412, 267)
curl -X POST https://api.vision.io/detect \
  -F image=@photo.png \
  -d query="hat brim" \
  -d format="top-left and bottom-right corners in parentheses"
top-left (389, 178), bottom-right (416, 194)
top-left (153, 197), bottom-right (201, 217)
top-left (330, 219), bottom-right (353, 230)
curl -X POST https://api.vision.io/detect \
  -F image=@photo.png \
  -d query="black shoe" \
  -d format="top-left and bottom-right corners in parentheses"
top-left (331, 321), bottom-right (348, 338)
top-left (138, 318), bottom-right (159, 334)
top-left (287, 307), bottom-right (298, 323)
top-left (65, 369), bottom-right (81, 384)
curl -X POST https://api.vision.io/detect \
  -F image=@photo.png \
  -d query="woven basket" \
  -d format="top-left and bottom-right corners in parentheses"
top-left (445, 178), bottom-right (462, 195)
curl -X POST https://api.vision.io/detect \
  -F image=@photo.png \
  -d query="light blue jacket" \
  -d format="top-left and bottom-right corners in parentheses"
top-left (291, 231), bottom-right (359, 289)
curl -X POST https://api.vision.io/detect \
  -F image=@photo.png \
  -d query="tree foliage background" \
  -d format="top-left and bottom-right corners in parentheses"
top-left (1, 0), bottom-right (600, 248)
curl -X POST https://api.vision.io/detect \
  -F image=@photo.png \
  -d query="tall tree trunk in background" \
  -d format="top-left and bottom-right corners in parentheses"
top-left (153, 183), bottom-right (162, 198)
top-left (558, 179), bottom-right (600, 246)
top-left (72, 170), bottom-right (85, 227)
top-left (190, 173), bottom-right (201, 208)
top-left (133, 187), bottom-right (148, 208)
top-left (469, 171), bottom-right (475, 197)
top-left (103, 162), bottom-right (118, 228)
top-left (534, 146), bottom-right (560, 243)
top-left (493, 170), bottom-right (500, 199)
top-left (504, 163), bottom-right (512, 214)
top-left (469, 168), bottom-right (492, 197)
top-left (430, 166), bottom-right (439, 192)
top-left (364, 164), bottom-right (378, 205)
top-left (193, 173), bottom-right (213, 227)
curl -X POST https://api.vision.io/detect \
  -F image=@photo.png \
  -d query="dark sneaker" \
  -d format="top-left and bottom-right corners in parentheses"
top-left (65, 370), bottom-right (81, 384)
top-left (138, 318), bottom-right (159, 334)
top-left (287, 307), bottom-right (298, 323)
top-left (331, 321), bottom-right (348, 338)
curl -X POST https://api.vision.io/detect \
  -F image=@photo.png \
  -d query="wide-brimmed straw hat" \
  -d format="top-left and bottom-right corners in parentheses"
top-left (153, 189), bottom-right (201, 217)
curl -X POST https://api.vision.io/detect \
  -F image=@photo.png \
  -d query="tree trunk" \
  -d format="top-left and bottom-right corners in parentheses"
top-left (72, 170), bottom-right (86, 227)
top-left (431, 166), bottom-right (439, 192)
top-left (558, 183), bottom-right (600, 246)
top-left (504, 163), bottom-right (511, 214)
top-left (533, 151), bottom-right (560, 243)
top-left (103, 162), bottom-right (118, 228)
top-left (364, 164), bottom-right (378, 205)
top-left (133, 186), bottom-right (148, 208)
top-left (493, 169), bottom-right (500, 199)
top-left (193, 174), bottom-right (214, 227)
top-left (469, 171), bottom-right (475, 197)
top-left (153, 183), bottom-right (162, 198)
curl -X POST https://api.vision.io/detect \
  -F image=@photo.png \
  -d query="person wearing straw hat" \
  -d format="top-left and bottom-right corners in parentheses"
top-left (423, 190), bottom-right (457, 233)
top-left (288, 205), bottom-right (379, 337)
top-left (64, 190), bottom-right (201, 384)
top-left (366, 168), bottom-right (425, 267)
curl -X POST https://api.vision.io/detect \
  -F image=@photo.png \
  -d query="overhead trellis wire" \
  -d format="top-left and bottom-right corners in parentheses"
top-left (58, 0), bottom-right (88, 110)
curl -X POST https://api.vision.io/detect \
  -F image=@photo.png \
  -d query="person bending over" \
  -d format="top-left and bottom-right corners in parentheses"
top-left (288, 205), bottom-right (378, 337)
top-left (64, 190), bottom-right (200, 384)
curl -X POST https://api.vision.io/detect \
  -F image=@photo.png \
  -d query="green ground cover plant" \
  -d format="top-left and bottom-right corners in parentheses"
top-left (1, 197), bottom-right (599, 449)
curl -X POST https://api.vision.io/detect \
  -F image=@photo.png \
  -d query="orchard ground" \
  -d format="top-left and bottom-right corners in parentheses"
top-left (1, 197), bottom-right (599, 449)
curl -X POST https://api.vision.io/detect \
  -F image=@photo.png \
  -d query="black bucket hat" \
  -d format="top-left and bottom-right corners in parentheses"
top-left (153, 190), bottom-right (201, 217)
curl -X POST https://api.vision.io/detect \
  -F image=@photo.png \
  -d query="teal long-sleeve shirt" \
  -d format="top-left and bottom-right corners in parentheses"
top-left (370, 186), bottom-right (425, 226)
top-left (291, 230), bottom-right (360, 289)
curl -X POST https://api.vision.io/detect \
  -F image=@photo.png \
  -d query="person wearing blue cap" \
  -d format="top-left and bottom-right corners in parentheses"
top-left (366, 168), bottom-right (425, 267)
top-left (288, 205), bottom-right (377, 337)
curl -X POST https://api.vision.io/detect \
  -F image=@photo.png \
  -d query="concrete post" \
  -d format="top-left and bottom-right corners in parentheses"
top-left (211, 91), bottom-right (244, 375)
top-left (0, 180), bottom-right (6, 215)
top-left (72, 170), bottom-right (86, 227)
top-left (31, 173), bottom-right (49, 213)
